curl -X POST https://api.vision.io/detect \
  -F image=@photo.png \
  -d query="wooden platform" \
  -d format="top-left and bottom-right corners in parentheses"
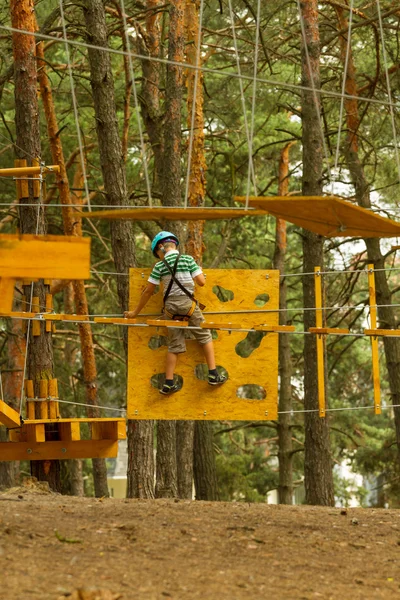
top-left (235, 196), bottom-right (400, 238)
top-left (73, 207), bottom-right (265, 221)
top-left (0, 417), bottom-right (126, 461)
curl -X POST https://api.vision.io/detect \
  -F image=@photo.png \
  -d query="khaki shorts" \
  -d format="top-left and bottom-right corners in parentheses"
top-left (164, 295), bottom-right (212, 353)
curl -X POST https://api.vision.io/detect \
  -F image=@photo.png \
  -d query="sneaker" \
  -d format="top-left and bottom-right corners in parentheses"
top-left (208, 373), bottom-right (227, 386)
top-left (160, 383), bottom-right (180, 395)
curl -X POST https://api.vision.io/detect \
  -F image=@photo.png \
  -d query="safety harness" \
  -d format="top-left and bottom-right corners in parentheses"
top-left (162, 255), bottom-right (205, 321)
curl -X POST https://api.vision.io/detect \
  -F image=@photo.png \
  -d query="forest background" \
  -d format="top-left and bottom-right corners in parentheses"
top-left (0, 0), bottom-right (400, 507)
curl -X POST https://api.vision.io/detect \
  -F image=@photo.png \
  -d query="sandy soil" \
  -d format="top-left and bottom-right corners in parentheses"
top-left (1, 482), bottom-right (400, 600)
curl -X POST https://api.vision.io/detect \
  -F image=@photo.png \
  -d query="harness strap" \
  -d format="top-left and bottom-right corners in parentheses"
top-left (164, 300), bottom-right (197, 321)
top-left (162, 255), bottom-right (206, 311)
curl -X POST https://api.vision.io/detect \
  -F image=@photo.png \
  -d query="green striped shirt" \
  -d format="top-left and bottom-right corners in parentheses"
top-left (148, 250), bottom-right (202, 297)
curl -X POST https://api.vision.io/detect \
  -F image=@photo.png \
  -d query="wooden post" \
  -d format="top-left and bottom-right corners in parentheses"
top-left (368, 264), bottom-right (381, 415)
top-left (25, 379), bottom-right (35, 420)
top-left (39, 379), bottom-right (49, 420)
top-left (314, 267), bottom-right (325, 417)
top-left (48, 378), bottom-right (59, 419)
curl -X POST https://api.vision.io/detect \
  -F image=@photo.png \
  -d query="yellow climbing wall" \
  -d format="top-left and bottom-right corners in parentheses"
top-left (127, 269), bottom-right (279, 420)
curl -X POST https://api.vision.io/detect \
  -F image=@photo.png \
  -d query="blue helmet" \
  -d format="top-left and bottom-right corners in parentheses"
top-left (151, 231), bottom-right (179, 257)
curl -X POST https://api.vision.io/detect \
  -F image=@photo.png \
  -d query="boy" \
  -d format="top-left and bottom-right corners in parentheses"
top-left (124, 230), bottom-right (227, 395)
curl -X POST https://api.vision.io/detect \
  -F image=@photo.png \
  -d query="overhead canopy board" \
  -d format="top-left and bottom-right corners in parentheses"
top-left (235, 196), bottom-right (400, 238)
top-left (127, 268), bottom-right (279, 421)
top-left (73, 207), bottom-right (265, 221)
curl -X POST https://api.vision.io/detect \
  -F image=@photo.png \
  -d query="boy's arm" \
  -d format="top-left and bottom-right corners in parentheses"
top-left (193, 273), bottom-right (206, 286)
top-left (124, 282), bottom-right (157, 318)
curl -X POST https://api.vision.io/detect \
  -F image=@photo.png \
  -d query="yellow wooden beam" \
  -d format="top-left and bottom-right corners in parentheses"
top-left (0, 440), bottom-right (118, 461)
top-left (364, 329), bottom-right (400, 337)
top-left (309, 327), bottom-right (350, 335)
top-left (315, 267), bottom-right (326, 417)
top-left (0, 311), bottom-right (35, 319)
top-left (73, 207), bottom-right (265, 221)
top-left (146, 319), bottom-right (189, 327)
top-left (93, 317), bottom-right (137, 324)
top-left (59, 422), bottom-right (81, 442)
top-left (42, 313), bottom-right (90, 321)
top-left (368, 265), bottom-right (381, 415)
top-left (0, 279), bottom-right (16, 314)
top-left (235, 196), bottom-right (400, 238)
top-left (0, 234), bottom-right (91, 280)
top-left (0, 165), bottom-right (60, 177)
top-left (0, 399), bottom-right (21, 428)
top-left (200, 321), bottom-right (243, 329)
top-left (253, 325), bottom-right (296, 332)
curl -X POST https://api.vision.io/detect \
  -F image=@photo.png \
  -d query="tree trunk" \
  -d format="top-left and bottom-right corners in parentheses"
top-left (0, 293), bottom-right (25, 489)
top-left (274, 141), bottom-right (295, 505)
top-left (138, 0), bottom-right (164, 192)
top-left (335, 6), bottom-right (400, 460)
top-left (10, 0), bottom-right (60, 491)
top-left (176, 421), bottom-right (194, 498)
top-left (300, 0), bottom-right (334, 506)
top-left (36, 35), bottom-right (108, 498)
top-left (193, 421), bottom-right (219, 500)
top-left (127, 420), bottom-right (155, 498)
top-left (155, 0), bottom-right (186, 498)
top-left (155, 421), bottom-right (178, 498)
top-left (83, 0), bottom-right (154, 498)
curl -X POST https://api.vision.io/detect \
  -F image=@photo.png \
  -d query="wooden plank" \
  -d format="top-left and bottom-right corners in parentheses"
top-left (309, 327), bottom-right (350, 335)
top-left (0, 399), bottom-right (21, 428)
top-left (0, 165), bottom-right (60, 177)
top-left (23, 417), bottom-right (126, 424)
top-left (45, 294), bottom-right (53, 332)
top-left (94, 317), bottom-right (137, 324)
top-left (25, 423), bottom-right (45, 443)
top-left (235, 196), bottom-right (400, 238)
top-left (26, 401), bottom-right (35, 420)
top-left (368, 265), bottom-right (381, 415)
top-left (0, 440), bottom-right (118, 461)
top-left (364, 329), bottom-right (400, 337)
top-left (253, 325), bottom-right (295, 332)
top-left (0, 279), bottom-right (16, 313)
top-left (91, 421), bottom-right (126, 440)
top-left (73, 207), bottom-right (265, 221)
top-left (39, 380), bottom-right (49, 419)
top-left (48, 379), bottom-right (59, 419)
top-left (200, 321), bottom-right (243, 329)
top-left (146, 319), bottom-right (188, 327)
top-left (32, 297), bottom-right (41, 337)
top-left (59, 422), bottom-right (81, 442)
top-left (0, 311), bottom-right (35, 319)
top-left (0, 234), bottom-right (91, 280)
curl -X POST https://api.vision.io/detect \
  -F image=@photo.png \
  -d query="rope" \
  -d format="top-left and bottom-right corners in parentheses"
top-left (296, 0), bottom-right (333, 189)
top-left (183, 0), bottom-right (205, 210)
top-left (227, 0), bottom-right (257, 202)
top-left (57, 398), bottom-right (126, 413)
top-left (332, 0), bottom-right (354, 195)
top-left (1, 23), bottom-right (400, 111)
top-left (58, 0), bottom-right (92, 211)
top-left (119, 0), bottom-right (153, 207)
top-left (245, 0), bottom-right (261, 206)
top-left (376, 0), bottom-right (400, 191)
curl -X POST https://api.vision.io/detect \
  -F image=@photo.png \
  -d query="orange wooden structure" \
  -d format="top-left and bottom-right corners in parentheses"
top-left (235, 196), bottom-right (400, 238)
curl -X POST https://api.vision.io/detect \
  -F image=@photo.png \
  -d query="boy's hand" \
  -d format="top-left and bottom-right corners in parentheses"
top-left (124, 311), bottom-right (137, 319)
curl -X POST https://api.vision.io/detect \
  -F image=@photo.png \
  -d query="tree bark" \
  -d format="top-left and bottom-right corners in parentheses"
top-left (155, 421), bottom-right (178, 498)
top-left (36, 34), bottom-right (108, 498)
top-left (193, 421), bottom-right (219, 500)
top-left (274, 141), bottom-right (295, 505)
top-left (138, 0), bottom-right (164, 192)
top-left (0, 293), bottom-right (25, 489)
top-left (10, 0), bottom-right (60, 491)
top-left (83, 0), bottom-right (154, 498)
top-left (335, 6), bottom-right (400, 461)
top-left (300, 0), bottom-right (334, 506)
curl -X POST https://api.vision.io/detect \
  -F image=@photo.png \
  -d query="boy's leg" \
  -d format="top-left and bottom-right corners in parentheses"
top-left (166, 351), bottom-right (178, 380)
top-left (202, 341), bottom-right (216, 371)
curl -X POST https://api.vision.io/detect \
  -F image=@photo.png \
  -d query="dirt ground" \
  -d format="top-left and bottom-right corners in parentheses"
top-left (1, 482), bottom-right (400, 600)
